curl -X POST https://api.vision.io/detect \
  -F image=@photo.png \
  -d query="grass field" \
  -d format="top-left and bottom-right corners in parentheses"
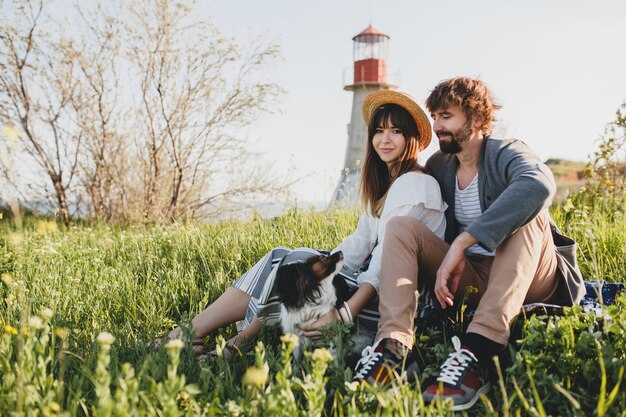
top-left (0, 187), bottom-right (624, 416)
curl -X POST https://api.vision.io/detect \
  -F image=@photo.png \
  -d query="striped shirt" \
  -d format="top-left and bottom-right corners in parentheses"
top-left (455, 175), bottom-right (495, 256)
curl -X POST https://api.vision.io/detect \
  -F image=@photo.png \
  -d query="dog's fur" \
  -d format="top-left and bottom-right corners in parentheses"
top-left (275, 251), bottom-right (348, 356)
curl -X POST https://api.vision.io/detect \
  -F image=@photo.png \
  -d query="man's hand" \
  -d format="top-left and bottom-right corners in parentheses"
top-left (298, 310), bottom-right (338, 340)
top-left (435, 232), bottom-right (477, 309)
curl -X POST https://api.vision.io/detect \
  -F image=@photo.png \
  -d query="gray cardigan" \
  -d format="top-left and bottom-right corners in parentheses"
top-left (426, 136), bottom-right (585, 306)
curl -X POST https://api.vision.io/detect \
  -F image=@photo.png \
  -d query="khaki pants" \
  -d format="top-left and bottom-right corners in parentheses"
top-left (377, 211), bottom-right (559, 347)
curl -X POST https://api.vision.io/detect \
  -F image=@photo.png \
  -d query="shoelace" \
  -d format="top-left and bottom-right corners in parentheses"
top-left (354, 342), bottom-right (383, 379)
top-left (436, 336), bottom-right (478, 386)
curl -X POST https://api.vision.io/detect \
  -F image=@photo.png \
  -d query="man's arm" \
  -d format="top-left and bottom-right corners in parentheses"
top-left (434, 231), bottom-right (477, 308)
top-left (467, 140), bottom-right (556, 251)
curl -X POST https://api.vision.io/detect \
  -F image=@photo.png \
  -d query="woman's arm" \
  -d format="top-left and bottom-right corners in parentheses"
top-left (333, 214), bottom-right (375, 274)
top-left (345, 282), bottom-right (376, 316)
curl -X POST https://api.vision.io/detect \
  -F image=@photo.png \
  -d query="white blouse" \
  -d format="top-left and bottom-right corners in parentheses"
top-left (333, 171), bottom-right (447, 293)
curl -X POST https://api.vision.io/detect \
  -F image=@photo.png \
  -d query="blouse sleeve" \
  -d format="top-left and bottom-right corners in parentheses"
top-left (332, 212), bottom-right (376, 275)
top-left (356, 172), bottom-right (447, 293)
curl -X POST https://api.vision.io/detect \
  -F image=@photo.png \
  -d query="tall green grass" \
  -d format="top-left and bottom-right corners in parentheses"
top-left (0, 197), bottom-right (624, 416)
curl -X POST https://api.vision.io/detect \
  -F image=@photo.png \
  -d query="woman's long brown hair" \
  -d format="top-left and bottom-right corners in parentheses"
top-left (360, 103), bottom-right (424, 217)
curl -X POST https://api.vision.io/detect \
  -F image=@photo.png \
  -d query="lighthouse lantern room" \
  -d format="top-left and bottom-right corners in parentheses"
top-left (353, 26), bottom-right (389, 84)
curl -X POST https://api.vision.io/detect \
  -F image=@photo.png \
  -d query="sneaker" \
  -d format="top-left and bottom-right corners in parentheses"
top-left (353, 339), bottom-right (415, 385)
top-left (422, 336), bottom-right (491, 411)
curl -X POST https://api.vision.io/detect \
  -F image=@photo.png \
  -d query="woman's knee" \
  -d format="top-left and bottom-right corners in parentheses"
top-left (386, 216), bottom-right (429, 243)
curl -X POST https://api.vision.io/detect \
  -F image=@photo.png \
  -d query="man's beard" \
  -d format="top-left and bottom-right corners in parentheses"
top-left (439, 138), bottom-right (462, 154)
top-left (437, 122), bottom-right (473, 154)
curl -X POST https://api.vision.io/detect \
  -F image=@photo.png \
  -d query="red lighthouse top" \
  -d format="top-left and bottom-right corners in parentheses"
top-left (352, 25), bottom-right (389, 41)
top-left (351, 25), bottom-right (390, 85)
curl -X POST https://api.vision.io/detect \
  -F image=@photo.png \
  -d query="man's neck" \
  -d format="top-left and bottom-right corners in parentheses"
top-left (456, 133), bottom-right (484, 170)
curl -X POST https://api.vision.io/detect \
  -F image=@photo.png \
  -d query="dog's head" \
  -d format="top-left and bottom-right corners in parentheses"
top-left (275, 251), bottom-right (344, 310)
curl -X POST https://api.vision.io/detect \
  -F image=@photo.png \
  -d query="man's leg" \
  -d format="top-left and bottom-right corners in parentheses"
top-left (355, 217), bottom-right (488, 385)
top-left (466, 210), bottom-right (559, 346)
top-left (424, 211), bottom-right (559, 411)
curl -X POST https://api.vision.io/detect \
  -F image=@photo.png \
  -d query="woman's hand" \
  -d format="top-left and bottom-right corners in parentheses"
top-left (298, 310), bottom-right (339, 340)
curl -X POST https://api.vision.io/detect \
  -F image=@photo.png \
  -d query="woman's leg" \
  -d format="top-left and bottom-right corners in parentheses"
top-left (165, 246), bottom-right (295, 351)
top-left (168, 286), bottom-right (251, 341)
top-left (377, 217), bottom-right (450, 349)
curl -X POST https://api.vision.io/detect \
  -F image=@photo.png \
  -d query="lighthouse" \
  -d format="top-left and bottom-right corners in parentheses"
top-left (332, 25), bottom-right (397, 205)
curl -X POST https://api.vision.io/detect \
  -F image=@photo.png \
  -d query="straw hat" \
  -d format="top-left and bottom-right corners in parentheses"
top-left (362, 90), bottom-right (432, 151)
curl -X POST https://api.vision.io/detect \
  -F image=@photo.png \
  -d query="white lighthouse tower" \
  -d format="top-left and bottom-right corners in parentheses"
top-left (332, 25), bottom-right (397, 205)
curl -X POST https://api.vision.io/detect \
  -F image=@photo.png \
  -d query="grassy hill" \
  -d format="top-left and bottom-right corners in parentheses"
top-left (0, 189), bottom-right (624, 416)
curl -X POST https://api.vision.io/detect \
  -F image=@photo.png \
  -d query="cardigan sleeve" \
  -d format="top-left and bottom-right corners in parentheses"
top-left (466, 140), bottom-right (557, 251)
top-left (354, 172), bottom-right (447, 293)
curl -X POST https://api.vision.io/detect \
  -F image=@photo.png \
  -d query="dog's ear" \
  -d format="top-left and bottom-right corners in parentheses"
top-left (275, 262), bottom-right (308, 309)
top-left (310, 252), bottom-right (343, 281)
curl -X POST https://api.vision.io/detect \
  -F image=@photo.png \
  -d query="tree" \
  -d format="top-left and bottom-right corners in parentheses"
top-left (0, 0), bottom-right (288, 223)
top-left (67, 2), bottom-right (129, 221)
top-left (0, 0), bottom-right (81, 225)
top-left (125, 0), bottom-right (285, 221)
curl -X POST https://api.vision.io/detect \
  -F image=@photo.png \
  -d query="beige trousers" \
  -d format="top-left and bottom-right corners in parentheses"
top-left (377, 210), bottom-right (559, 347)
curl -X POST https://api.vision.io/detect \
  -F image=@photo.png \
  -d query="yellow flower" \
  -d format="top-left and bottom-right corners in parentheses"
top-left (55, 327), bottom-right (70, 338)
top-left (242, 366), bottom-right (269, 387)
top-left (165, 339), bottom-right (185, 351)
top-left (280, 333), bottom-right (299, 347)
top-left (465, 285), bottom-right (479, 294)
top-left (310, 348), bottom-right (333, 364)
top-left (49, 402), bottom-right (61, 412)
top-left (4, 325), bottom-right (18, 335)
top-left (96, 331), bottom-right (115, 346)
top-left (563, 199), bottom-right (575, 213)
top-left (1, 273), bottom-right (13, 286)
top-left (21, 327), bottom-right (28, 335)
top-left (176, 391), bottom-right (190, 402)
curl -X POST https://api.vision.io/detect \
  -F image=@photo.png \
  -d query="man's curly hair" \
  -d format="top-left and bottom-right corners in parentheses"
top-left (426, 77), bottom-right (502, 134)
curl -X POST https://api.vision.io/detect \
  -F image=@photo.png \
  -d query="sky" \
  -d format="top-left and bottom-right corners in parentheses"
top-left (206, 0), bottom-right (626, 207)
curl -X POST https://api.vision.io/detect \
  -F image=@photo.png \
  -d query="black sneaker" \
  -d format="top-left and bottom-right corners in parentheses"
top-left (422, 336), bottom-right (491, 411)
top-left (353, 338), bottom-right (416, 385)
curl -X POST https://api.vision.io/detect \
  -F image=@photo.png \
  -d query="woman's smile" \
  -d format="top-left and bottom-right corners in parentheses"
top-left (373, 123), bottom-right (407, 167)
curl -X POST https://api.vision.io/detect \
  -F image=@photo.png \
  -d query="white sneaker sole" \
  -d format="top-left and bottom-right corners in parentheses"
top-left (451, 383), bottom-right (492, 411)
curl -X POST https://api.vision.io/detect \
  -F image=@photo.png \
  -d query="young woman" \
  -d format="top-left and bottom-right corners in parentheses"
top-left (158, 90), bottom-right (447, 355)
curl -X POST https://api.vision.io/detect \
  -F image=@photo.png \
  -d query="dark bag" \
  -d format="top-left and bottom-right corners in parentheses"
top-left (550, 222), bottom-right (585, 306)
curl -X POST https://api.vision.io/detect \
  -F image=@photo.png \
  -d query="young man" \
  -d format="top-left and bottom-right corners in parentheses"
top-left (353, 77), bottom-right (584, 411)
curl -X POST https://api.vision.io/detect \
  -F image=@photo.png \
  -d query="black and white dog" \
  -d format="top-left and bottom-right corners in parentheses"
top-left (275, 251), bottom-right (349, 357)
